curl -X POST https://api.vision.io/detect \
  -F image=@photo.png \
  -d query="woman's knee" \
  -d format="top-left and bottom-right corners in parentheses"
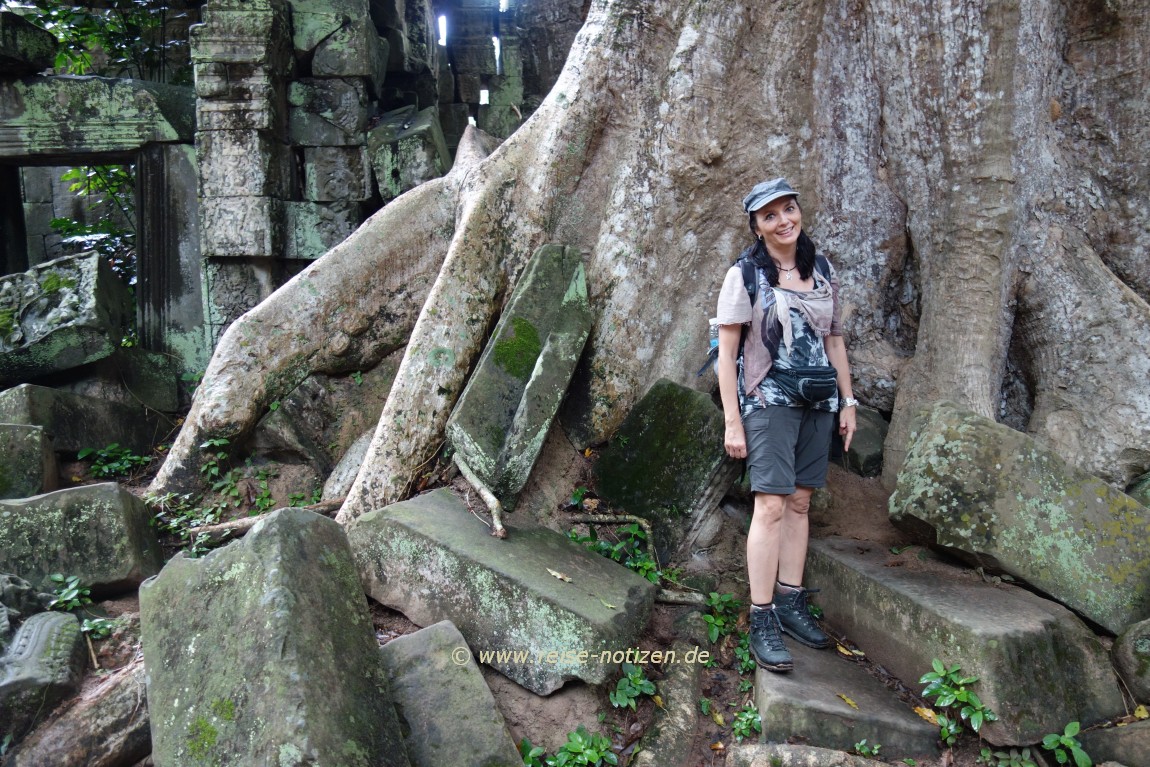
top-left (786, 487), bottom-right (814, 515)
top-left (752, 493), bottom-right (786, 525)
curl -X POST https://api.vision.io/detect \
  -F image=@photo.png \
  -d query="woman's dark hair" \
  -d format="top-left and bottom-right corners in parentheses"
top-left (743, 198), bottom-right (817, 286)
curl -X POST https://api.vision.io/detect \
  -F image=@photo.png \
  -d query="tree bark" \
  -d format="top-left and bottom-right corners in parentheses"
top-left (153, 0), bottom-right (1150, 511)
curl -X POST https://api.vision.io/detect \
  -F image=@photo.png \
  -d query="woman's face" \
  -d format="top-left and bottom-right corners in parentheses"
top-left (752, 196), bottom-right (801, 255)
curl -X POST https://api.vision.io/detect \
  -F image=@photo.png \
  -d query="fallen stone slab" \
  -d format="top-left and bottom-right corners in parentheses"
top-left (346, 487), bottom-right (658, 695)
top-left (0, 423), bottom-right (56, 500)
top-left (806, 537), bottom-right (1123, 745)
top-left (141, 508), bottom-right (409, 767)
top-left (0, 252), bottom-right (133, 384)
top-left (0, 483), bottom-right (164, 594)
top-left (594, 378), bottom-right (740, 560)
top-left (755, 641), bottom-right (937, 759)
top-left (446, 244), bottom-right (592, 510)
top-left (379, 620), bottom-right (522, 767)
top-left (629, 639), bottom-right (703, 767)
top-left (724, 742), bottom-right (876, 767)
top-left (0, 383), bottom-right (167, 454)
top-left (0, 611), bottom-right (86, 744)
top-left (367, 105), bottom-right (451, 202)
top-left (890, 401), bottom-right (1150, 634)
top-left (0, 10), bottom-right (58, 75)
top-left (844, 405), bottom-right (886, 477)
top-left (3, 658), bottom-right (150, 767)
top-left (1112, 618), bottom-right (1150, 703)
top-left (1079, 721), bottom-right (1149, 767)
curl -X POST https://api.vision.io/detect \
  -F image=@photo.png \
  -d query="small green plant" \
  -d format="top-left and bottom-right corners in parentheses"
top-left (733, 631), bottom-right (757, 674)
top-left (288, 491), bottom-right (307, 507)
top-left (568, 523), bottom-right (661, 583)
top-left (550, 725), bottom-right (617, 766)
top-left (608, 662), bottom-right (655, 711)
top-left (520, 737), bottom-right (548, 767)
top-left (702, 592), bottom-right (742, 643)
top-left (1041, 722), bottom-right (1091, 767)
top-left (199, 438), bottom-right (230, 483)
top-left (0, 308), bottom-right (16, 336)
top-left (78, 443), bottom-right (152, 478)
top-left (979, 746), bottom-right (1038, 767)
top-left (81, 617), bottom-right (116, 639)
top-left (249, 462), bottom-right (278, 513)
top-left (48, 574), bottom-right (91, 611)
top-left (145, 491), bottom-right (224, 557)
top-left (698, 697), bottom-right (713, 716)
top-left (738, 678), bottom-right (754, 694)
top-left (569, 486), bottom-right (589, 506)
top-left (920, 658), bottom-right (998, 739)
top-left (731, 703), bottom-right (761, 742)
top-left (351, 370), bottom-right (364, 385)
top-left (39, 270), bottom-right (77, 294)
top-left (854, 739), bottom-right (881, 758)
top-left (936, 713), bottom-right (962, 747)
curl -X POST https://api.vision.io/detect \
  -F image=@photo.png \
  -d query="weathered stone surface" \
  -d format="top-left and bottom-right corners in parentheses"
top-left (284, 201), bottom-right (362, 259)
top-left (1113, 618), bottom-right (1150, 703)
top-left (0, 77), bottom-right (193, 160)
top-left (367, 105), bottom-right (451, 202)
top-left (844, 405), bottom-right (886, 478)
top-left (1079, 721), bottom-right (1150, 767)
top-left (0, 253), bottom-right (133, 383)
top-left (312, 17), bottom-right (388, 91)
top-left (629, 639), bottom-right (703, 767)
top-left (3, 658), bottom-right (150, 767)
top-left (0, 423), bottom-right (55, 500)
top-left (346, 487), bottom-right (658, 695)
top-left (199, 195), bottom-right (284, 257)
top-left (755, 642), bottom-right (937, 758)
top-left (303, 145), bottom-right (373, 201)
top-left (140, 508), bottom-right (409, 767)
top-left (0, 574), bottom-right (50, 654)
top-left (322, 429), bottom-right (372, 501)
top-left (0, 11), bottom-right (57, 75)
top-left (378, 620), bottom-right (522, 767)
top-left (1130, 471), bottom-right (1150, 508)
top-left (57, 346), bottom-right (181, 413)
top-left (446, 244), bottom-right (592, 509)
top-left (0, 383), bottom-right (166, 454)
top-left (288, 77), bottom-right (368, 136)
top-left (725, 743), bottom-right (875, 767)
top-left (0, 611), bottom-right (86, 743)
top-left (196, 129), bottom-right (293, 198)
top-left (889, 401), bottom-right (1150, 633)
top-left (806, 537), bottom-right (1123, 745)
top-left (0, 483), bottom-right (164, 594)
top-left (594, 378), bottom-right (740, 560)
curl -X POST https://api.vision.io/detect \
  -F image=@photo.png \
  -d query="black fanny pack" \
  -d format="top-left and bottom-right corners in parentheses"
top-left (768, 364), bottom-right (838, 405)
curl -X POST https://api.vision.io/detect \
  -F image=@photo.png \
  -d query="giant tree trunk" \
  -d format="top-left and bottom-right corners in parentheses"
top-left (154, 0), bottom-right (1150, 514)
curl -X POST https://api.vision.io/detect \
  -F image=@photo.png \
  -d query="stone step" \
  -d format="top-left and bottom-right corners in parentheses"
top-left (345, 487), bottom-right (658, 695)
top-left (754, 642), bottom-right (937, 760)
top-left (805, 537), bottom-right (1123, 746)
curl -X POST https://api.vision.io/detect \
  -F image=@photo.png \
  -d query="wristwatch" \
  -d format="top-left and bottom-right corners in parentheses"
top-left (841, 397), bottom-right (859, 408)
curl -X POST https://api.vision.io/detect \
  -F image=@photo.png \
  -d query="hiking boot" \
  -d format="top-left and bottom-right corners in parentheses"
top-left (774, 587), bottom-right (830, 649)
top-left (749, 606), bottom-right (793, 672)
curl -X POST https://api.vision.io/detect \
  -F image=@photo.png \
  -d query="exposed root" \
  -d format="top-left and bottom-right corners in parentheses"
top-left (454, 454), bottom-right (507, 538)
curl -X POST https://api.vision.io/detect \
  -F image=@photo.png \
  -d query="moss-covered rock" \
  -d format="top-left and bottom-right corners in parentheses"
top-left (594, 378), bottom-right (739, 560)
top-left (1112, 618), bottom-right (1150, 703)
top-left (140, 508), bottom-right (409, 767)
top-left (0, 423), bottom-right (56, 500)
top-left (346, 487), bottom-right (657, 695)
top-left (0, 11), bottom-right (58, 76)
top-left (890, 401), bottom-right (1150, 633)
top-left (446, 244), bottom-right (592, 509)
top-left (0, 483), bottom-right (163, 595)
top-left (367, 105), bottom-right (451, 203)
top-left (0, 383), bottom-right (166, 455)
top-left (0, 611), bottom-right (86, 745)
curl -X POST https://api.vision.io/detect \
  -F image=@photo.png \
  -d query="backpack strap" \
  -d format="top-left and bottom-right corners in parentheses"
top-left (738, 256), bottom-right (758, 302)
top-left (814, 254), bottom-right (830, 282)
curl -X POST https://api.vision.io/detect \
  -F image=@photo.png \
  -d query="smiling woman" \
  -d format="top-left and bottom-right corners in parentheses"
top-left (714, 177), bottom-right (857, 674)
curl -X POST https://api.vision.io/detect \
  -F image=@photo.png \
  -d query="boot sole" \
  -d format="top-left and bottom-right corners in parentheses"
top-left (780, 625), bottom-right (831, 650)
top-left (754, 656), bottom-right (793, 672)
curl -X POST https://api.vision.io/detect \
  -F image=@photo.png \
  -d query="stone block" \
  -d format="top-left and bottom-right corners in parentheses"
top-left (56, 346), bottom-right (181, 413)
top-left (191, 0), bottom-right (293, 70)
top-left (284, 201), bottom-right (363, 259)
top-left (1079, 720), bottom-right (1150, 767)
top-left (439, 103), bottom-right (472, 152)
top-left (367, 106), bottom-right (451, 202)
top-left (196, 130), bottom-right (293, 198)
top-left (0, 10), bottom-right (58, 76)
top-left (288, 77), bottom-right (369, 136)
top-left (806, 537), bottom-right (1124, 745)
top-left (195, 89), bottom-right (283, 132)
top-left (595, 379), bottom-right (741, 561)
top-left (1129, 470), bottom-right (1150, 507)
top-left (725, 743), bottom-right (875, 767)
top-left (476, 104), bottom-right (522, 140)
top-left (322, 429), bottom-right (372, 501)
top-left (0, 612), bottom-right (86, 743)
top-left (0, 482), bottom-right (164, 594)
top-left (0, 252), bottom-right (133, 383)
top-left (303, 146), bottom-right (373, 201)
top-left (1113, 618), bottom-right (1150, 703)
top-left (453, 42), bottom-right (497, 76)
top-left (844, 404), bottom-right (886, 477)
top-left (140, 508), bottom-right (409, 766)
top-left (199, 195), bottom-right (284, 257)
top-left (289, 108), bottom-right (359, 145)
top-left (0, 77), bottom-right (193, 161)
top-left (455, 71), bottom-right (484, 104)
top-left (379, 621), bottom-right (522, 767)
top-left (0, 383), bottom-right (167, 454)
top-left (292, 11), bottom-right (346, 54)
top-left (312, 17), bottom-right (389, 94)
top-left (446, 245), bottom-right (591, 509)
top-left (755, 642), bottom-right (937, 759)
top-left (369, 0), bottom-right (405, 31)
top-left (890, 401), bottom-right (1150, 633)
top-left (0, 423), bottom-right (56, 500)
top-left (346, 487), bottom-right (658, 694)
